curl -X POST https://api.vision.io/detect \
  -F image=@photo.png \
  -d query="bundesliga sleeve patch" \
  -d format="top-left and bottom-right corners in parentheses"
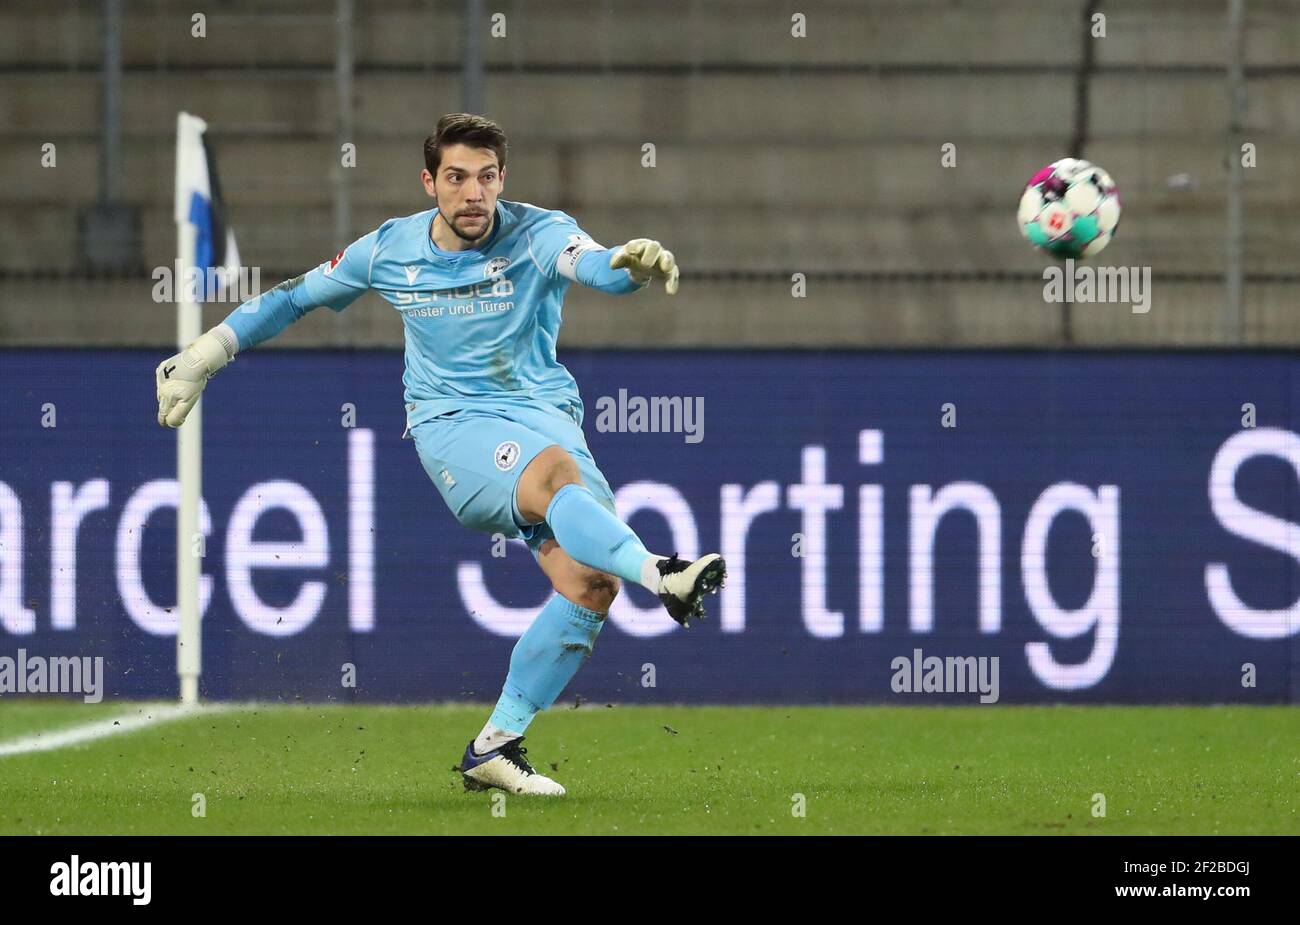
top-left (555, 233), bottom-right (603, 281)
top-left (323, 248), bottom-right (346, 275)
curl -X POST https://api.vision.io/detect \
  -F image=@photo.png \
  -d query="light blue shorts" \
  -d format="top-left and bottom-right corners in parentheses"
top-left (410, 402), bottom-right (617, 556)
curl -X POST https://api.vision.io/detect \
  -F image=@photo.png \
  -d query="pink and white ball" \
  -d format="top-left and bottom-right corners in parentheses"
top-left (1017, 158), bottom-right (1121, 260)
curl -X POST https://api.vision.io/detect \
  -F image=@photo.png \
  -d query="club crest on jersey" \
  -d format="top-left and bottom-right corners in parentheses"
top-left (493, 441), bottom-right (522, 472)
top-left (323, 249), bottom-right (346, 275)
top-left (485, 256), bottom-right (510, 278)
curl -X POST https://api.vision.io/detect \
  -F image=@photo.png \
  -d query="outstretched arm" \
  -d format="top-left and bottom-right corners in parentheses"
top-left (606, 239), bottom-right (679, 295)
top-left (530, 215), bottom-right (679, 296)
top-left (155, 231), bottom-right (377, 428)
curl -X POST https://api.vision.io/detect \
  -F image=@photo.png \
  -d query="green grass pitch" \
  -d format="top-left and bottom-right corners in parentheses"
top-left (0, 702), bottom-right (1296, 835)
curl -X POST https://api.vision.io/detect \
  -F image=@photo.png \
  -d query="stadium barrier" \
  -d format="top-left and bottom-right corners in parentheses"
top-left (1, 348), bottom-right (1296, 704)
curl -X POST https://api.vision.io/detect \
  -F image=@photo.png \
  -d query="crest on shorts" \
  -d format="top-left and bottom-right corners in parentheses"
top-left (493, 440), bottom-right (521, 471)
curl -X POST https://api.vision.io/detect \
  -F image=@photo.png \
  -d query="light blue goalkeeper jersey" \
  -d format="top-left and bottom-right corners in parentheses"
top-left (221, 198), bottom-right (644, 430)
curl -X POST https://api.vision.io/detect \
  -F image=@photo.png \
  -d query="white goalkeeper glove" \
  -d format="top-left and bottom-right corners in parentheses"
top-left (155, 324), bottom-right (238, 428)
top-left (610, 238), bottom-right (680, 295)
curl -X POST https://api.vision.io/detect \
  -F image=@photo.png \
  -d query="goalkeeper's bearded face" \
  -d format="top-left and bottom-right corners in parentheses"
top-left (421, 143), bottom-right (505, 244)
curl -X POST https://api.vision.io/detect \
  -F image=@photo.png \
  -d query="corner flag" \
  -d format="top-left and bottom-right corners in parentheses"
top-left (173, 111), bottom-right (242, 705)
top-left (175, 111), bottom-right (240, 301)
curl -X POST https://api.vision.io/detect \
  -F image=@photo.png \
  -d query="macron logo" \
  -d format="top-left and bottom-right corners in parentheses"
top-left (50, 855), bottom-right (152, 906)
top-left (404, 265), bottom-right (421, 285)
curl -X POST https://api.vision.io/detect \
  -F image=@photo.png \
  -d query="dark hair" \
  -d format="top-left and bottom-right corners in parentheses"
top-left (423, 113), bottom-right (508, 174)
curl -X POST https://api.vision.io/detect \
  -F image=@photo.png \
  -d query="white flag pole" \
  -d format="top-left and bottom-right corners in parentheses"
top-left (175, 111), bottom-right (205, 705)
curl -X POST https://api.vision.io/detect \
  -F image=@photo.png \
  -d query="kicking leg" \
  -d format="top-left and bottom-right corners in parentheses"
top-left (515, 445), bottom-right (726, 626)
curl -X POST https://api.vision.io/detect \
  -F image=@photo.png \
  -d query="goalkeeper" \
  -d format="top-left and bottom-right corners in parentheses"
top-left (155, 113), bottom-right (725, 797)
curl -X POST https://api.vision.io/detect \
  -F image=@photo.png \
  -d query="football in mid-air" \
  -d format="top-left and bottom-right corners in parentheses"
top-left (1017, 158), bottom-right (1121, 260)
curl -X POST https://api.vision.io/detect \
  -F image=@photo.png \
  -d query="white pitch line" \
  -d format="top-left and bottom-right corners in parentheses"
top-left (0, 703), bottom-right (235, 758)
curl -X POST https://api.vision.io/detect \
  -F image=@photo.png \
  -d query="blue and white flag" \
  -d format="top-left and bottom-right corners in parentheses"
top-left (174, 111), bottom-right (241, 302)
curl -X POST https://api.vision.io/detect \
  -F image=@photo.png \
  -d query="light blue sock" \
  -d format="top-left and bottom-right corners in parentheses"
top-left (487, 594), bottom-right (606, 735)
top-left (544, 482), bottom-right (653, 587)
